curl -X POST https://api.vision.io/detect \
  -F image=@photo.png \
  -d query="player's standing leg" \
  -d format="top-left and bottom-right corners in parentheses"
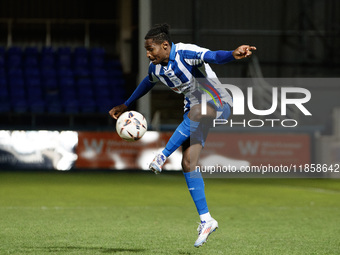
top-left (182, 142), bottom-right (218, 247)
top-left (149, 103), bottom-right (221, 247)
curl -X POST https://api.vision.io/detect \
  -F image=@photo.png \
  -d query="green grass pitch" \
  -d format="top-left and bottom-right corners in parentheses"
top-left (0, 171), bottom-right (339, 255)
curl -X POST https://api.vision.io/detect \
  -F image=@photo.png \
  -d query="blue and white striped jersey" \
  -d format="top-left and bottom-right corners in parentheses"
top-left (148, 42), bottom-right (233, 112)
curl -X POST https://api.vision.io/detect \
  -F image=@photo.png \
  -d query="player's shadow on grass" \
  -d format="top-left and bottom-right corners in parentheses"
top-left (26, 246), bottom-right (146, 253)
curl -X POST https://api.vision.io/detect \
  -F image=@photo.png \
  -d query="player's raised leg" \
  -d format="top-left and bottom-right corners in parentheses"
top-left (149, 112), bottom-right (199, 174)
top-left (149, 104), bottom-right (216, 174)
top-left (182, 142), bottom-right (218, 247)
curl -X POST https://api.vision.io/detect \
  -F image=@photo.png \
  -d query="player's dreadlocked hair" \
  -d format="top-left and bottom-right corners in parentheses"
top-left (145, 23), bottom-right (172, 45)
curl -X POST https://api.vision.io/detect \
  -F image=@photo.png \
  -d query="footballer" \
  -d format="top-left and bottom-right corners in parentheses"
top-left (109, 23), bottom-right (256, 247)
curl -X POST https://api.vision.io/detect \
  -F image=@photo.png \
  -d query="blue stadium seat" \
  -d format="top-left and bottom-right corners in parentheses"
top-left (41, 55), bottom-right (55, 67)
top-left (45, 90), bottom-right (60, 103)
top-left (47, 101), bottom-right (62, 113)
top-left (74, 67), bottom-right (90, 77)
top-left (10, 93), bottom-right (26, 111)
top-left (90, 47), bottom-right (105, 57)
top-left (108, 77), bottom-right (125, 88)
top-left (59, 77), bottom-right (75, 88)
top-left (7, 47), bottom-right (23, 68)
top-left (24, 47), bottom-right (39, 56)
top-left (0, 86), bottom-right (9, 99)
top-left (25, 67), bottom-right (40, 77)
top-left (97, 97), bottom-right (124, 113)
top-left (0, 100), bottom-right (11, 112)
top-left (94, 85), bottom-right (110, 97)
top-left (9, 86), bottom-right (25, 99)
top-left (60, 86), bottom-right (77, 102)
top-left (26, 77), bottom-right (41, 87)
top-left (90, 56), bottom-right (104, 67)
top-left (96, 98), bottom-right (113, 113)
top-left (58, 68), bottom-right (74, 78)
top-left (90, 48), bottom-right (105, 68)
top-left (43, 78), bottom-right (58, 90)
top-left (11, 99), bottom-right (27, 113)
top-left (24, 47), bottom-right (39, 67)
top-left (107, 69), bottom-right (123, 79)
top-left (111, 87), bottom-right (126, 99)
top-left (56, 47), bottom-right (72, 68)
top-left (63, 100), bottom-right (79, 113)
top-left (93, 83), bottom-right (111, 105)
top-left (106, 59), bottom-right (122, 70)
top-left (0, 55), bottom-right (4, 68)
top-left (9, 77), bottom-right (25, 87)
top-left (92, 68), bottom-right (107, 78)
top-left (30, 100), bottom-right (45, 113)
top-left (8, 67), bottom-right (23, 78)
top-left (24, 56), bottom-right (39, 67)
top-left (45, 88), bottom-right (61, 113)
top-left (41, 46), bottom-right (54, 55)
top-left (57, 55), bottom-right (72, 67)
top-left (8, 47), bottom-right (22, 56)
top-left (94, 95), bottom-right (111, 113)
top-left (74, 56), bottom-right (88, 67)
top-left (79, 98), bottom-right (96, 113)
top-left (8, 55), bottom-right (22, 67)
top-left (112, 97), bottom-right (125, 105)
top-left (57, 47), bottom-right (71, 56)
top-left (27, 87), bottom-right (43, 100)
top-left (76, 78), bottom-right (92, 87)
top-left (74, 47), bottom-right (88, 57)
top-left (0, 76), bottom-right (6, 86)
top-left (93, 77), bottom-right (108, 87)
top-left (41, 67), bottom-right (56, 79)
top-left (0, 46), bottom-right (5, 56)
top-left (0, 67), bottom-right (5, 76)
top-left (78, 87), bottom-right (93, 100)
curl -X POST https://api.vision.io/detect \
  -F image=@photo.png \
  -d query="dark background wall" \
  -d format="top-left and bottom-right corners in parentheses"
top-left (151, 0), bottom-right (340, 78)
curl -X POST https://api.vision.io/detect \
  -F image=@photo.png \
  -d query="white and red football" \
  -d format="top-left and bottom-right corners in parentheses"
top-left (116, 111), bottom-right (147, 141)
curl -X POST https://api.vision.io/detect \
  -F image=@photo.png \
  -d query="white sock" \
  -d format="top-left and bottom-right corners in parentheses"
top-left (199, 212), bottom-right (213, 222)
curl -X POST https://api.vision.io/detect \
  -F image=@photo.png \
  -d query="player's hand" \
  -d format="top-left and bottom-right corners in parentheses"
top-left (109, 104), bottom-right (128, 119)
top-left (232, 45), bottom-right (256, 59)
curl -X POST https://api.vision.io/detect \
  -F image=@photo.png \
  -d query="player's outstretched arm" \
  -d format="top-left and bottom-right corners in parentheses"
top-left (109, 76), bottom-right (155, 119)
top-left (109, 104), bottom-right (128, 119)
top-left (232, 45), bottom-right (256, 59)
top-left (203, 45), bottom-right (256, 64)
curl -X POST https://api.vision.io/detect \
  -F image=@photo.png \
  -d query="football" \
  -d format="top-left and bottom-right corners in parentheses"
top-left (116, 111), bottom-right (147, 141)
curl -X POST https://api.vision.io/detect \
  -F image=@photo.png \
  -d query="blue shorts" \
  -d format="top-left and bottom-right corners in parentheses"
top-left (183, 102), bottom-right (231, 148)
